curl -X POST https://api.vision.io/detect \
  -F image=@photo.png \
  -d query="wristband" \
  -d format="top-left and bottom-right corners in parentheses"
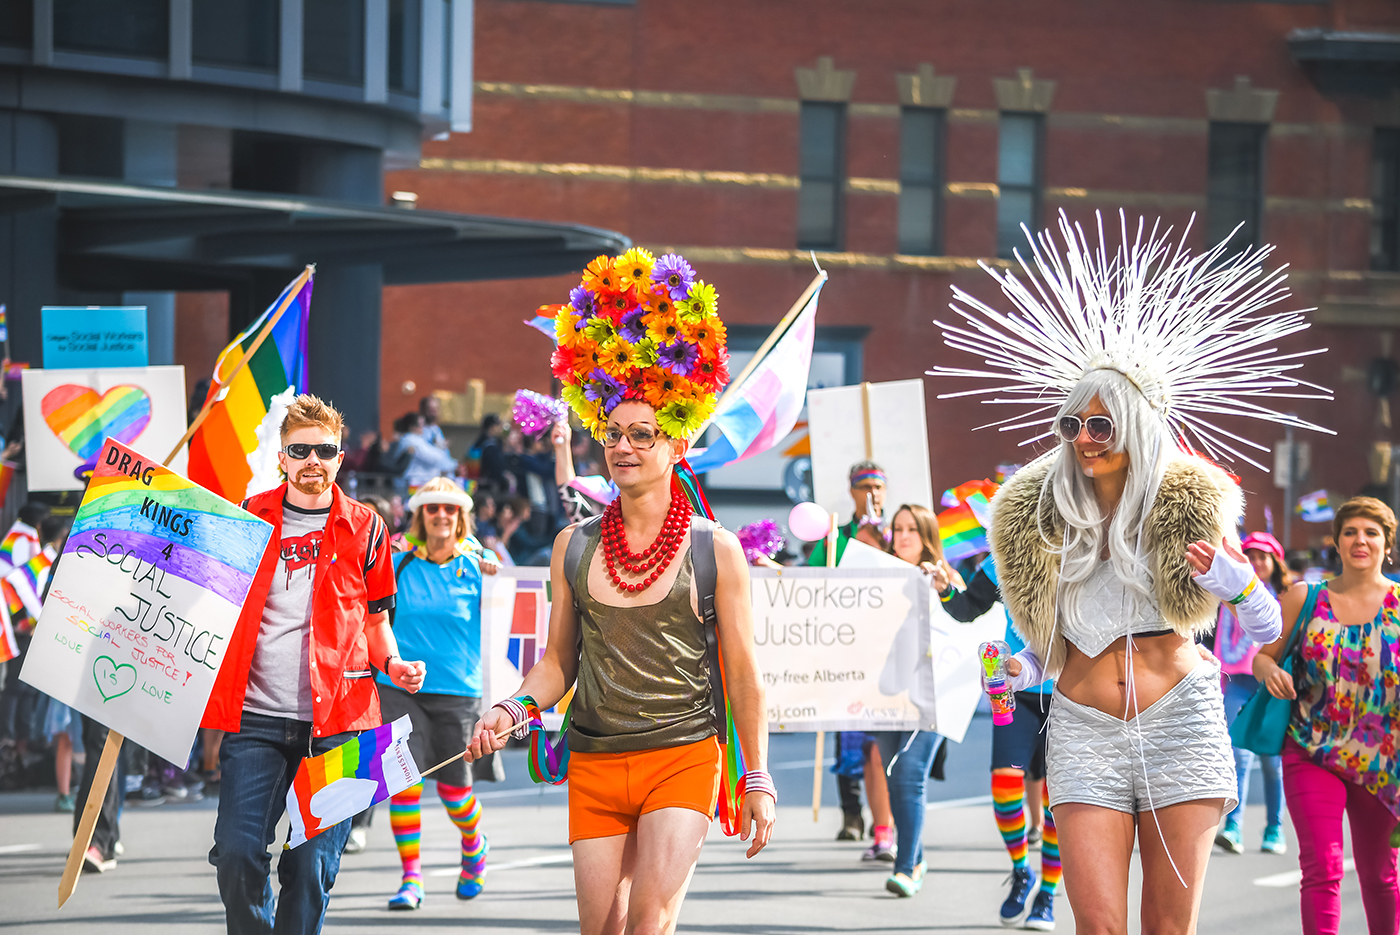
top-left (1228, 577), bottom-right (1259, 605)
top-left (742, 769), bottom-right (776, 802)
top-left (383, 654), bottom-right (398, 673)
top-left (492, 697), bottom-right (531, 740)
top-left (938, 586), bottom-right (958, 603)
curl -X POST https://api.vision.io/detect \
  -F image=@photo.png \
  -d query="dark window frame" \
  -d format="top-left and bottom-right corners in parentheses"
top-left (1372, 128), bottom-right (1400, 272)
top-left (996, 111), bottom-right (1044, 260)
top-left (388, 0), bottom-right (421, 94)
top-left (192, 0), bottom-right (280, 72)
top-left (797, 101), bottom-right (847, 251)
top-left (1207, 120), bottom-right (1268, 256)
top-left (898, 106), bottom-right (946, 256)
top-left (303, 0), bottom-right (366, 85)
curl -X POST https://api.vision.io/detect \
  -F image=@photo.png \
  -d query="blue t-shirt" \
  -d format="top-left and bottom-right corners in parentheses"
top-left (982, 556), bottom-right (1054, 695)
top-left (376, 544), bottom-right (493, 697)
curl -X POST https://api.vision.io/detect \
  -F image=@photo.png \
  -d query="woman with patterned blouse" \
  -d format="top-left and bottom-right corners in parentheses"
top-left (1255, 496), bottom-right (1400, 935)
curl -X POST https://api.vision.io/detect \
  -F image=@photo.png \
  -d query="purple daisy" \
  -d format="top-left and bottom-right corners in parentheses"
top-left (569, 286), bottom-right (597, 318)
top-left (619, 307), bottom-right (647, 343)
top-left (651, 254), bottom-right (696, 301)
top-left (584, 369), bottom-right (626, 411)
top-left (658, 339), bottom-right (699, 376)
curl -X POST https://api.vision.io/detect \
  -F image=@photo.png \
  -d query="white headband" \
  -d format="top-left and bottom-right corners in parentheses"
top-left (407, 488), bottom-right (474, 514)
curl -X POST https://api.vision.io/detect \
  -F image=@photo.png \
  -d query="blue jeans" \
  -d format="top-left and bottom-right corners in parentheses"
top-left (1222, 673), bottom-right (1284, 829)
top-left (873, 730), bottom-right (946, 876)
top-left (209, 712), bottom-right (357, 935)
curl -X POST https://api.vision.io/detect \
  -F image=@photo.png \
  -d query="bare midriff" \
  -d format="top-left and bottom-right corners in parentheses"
top-left (1056, 632), bottom-right (1205, 718)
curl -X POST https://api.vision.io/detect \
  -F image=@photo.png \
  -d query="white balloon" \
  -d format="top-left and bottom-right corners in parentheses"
top-left (788, 501), bottom-right (832, 542)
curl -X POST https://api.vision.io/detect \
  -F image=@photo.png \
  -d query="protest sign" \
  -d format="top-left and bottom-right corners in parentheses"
top-left (41, 306), bottom-right (149, 369)
top-left (481, 568), bottom-right (567, 728)
top-left (807, 378), bottom-right (933, 520)
top-left (22, 365), bottom-right (188, 490)
top-left (20, 438), bottom-right (272, 765)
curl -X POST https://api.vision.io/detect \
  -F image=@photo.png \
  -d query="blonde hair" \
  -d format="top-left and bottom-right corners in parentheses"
top-left (280, 394), bottom-right (344, 442)
top-left (409, 477), bottom-right (473, 544)
top-left (885, 504), bottom-right (945, 565)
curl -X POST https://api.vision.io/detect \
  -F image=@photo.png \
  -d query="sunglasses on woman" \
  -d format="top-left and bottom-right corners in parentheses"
top-left (423, 503), bottom-right (459, 516)
top-left (1055, 415), bottom-right (1115, 444)
top-left (282, 443), bottom-right (341, 460)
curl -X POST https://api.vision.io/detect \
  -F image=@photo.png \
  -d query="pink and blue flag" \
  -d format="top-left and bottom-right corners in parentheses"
top-left (686, 282), bottom-right (823, 474)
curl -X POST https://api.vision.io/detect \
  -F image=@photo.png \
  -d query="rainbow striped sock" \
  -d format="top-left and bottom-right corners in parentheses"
top-left (438, 782), bottom-right (485, 892)
top-left (992, 772), bottom-right (1028, 870)
top-left (1039, 781), bottom-right (1061, 893)
top-left (390, 783), bottom-right (424, 892)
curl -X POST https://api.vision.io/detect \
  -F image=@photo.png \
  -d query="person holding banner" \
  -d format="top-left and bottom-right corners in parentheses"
top-left (934, 214), bottom-right (1326, 934)
top-left (465, 250), bottom-right (775, 935)
top-left (202, 395), bottom-right (426, 935)
top-left (378, 477), bottom-right (500, 910)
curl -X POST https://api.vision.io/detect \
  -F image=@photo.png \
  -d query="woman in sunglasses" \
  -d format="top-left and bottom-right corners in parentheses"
top-left (376, 477), bottom-right (500, 911)
top-left (931, 215), bottom-right (1321, 935)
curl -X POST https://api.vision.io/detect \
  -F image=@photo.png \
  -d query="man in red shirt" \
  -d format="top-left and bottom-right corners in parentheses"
top-left (203, 395), bottom-right (426, 935)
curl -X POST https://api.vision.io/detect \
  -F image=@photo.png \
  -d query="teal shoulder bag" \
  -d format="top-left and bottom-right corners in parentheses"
top-left (1226, 583), bottom-right (1319, 757)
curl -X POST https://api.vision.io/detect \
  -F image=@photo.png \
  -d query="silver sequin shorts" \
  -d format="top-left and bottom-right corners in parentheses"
top-left (1046, 657), bottom-right (1237, 815)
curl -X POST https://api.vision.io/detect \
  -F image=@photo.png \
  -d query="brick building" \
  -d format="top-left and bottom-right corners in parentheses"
top-left (385, 0), bottom-right (1400, 548)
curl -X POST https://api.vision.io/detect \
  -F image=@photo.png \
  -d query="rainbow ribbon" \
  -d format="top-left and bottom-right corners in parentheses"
top-left (523, 698), bottom-right (571, 786)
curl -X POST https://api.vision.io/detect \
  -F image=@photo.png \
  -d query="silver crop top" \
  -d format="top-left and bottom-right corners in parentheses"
top-left (1061, 561), bottom-right (1172, 658)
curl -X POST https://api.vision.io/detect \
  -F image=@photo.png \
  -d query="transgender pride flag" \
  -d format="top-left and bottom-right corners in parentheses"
top-left (687, 280), bottom-right (824, 474)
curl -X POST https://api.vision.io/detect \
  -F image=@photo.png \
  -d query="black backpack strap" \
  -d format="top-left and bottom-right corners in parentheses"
top-left (387, 550), bottom-right (416, 625)
top-left (690, 517), bottom-right (727, 739)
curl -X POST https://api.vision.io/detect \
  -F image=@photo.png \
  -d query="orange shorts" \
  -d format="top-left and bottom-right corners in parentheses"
top-left (567, 737), bottom-right (722, 843)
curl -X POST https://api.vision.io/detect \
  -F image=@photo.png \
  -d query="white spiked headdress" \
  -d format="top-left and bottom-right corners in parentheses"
top-left (931, 211), bottom-right (1333, 469)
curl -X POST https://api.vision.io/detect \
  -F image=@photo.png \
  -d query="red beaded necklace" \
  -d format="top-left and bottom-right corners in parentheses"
top-left (600, 485), bottom-right (693, 593)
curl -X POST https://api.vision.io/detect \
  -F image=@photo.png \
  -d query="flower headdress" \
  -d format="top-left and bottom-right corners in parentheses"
top-left (550, 248), bottom-right (729, 439)
top-left (931, 211), bottom-right (1333, 469)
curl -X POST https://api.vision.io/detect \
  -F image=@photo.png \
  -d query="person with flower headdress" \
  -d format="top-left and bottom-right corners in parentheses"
top-left (934, 212), bottom-right (1328, 933)
top-left (464, 249), bottom-right (774, 935)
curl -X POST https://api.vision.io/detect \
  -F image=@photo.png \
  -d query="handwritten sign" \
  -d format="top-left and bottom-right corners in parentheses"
top-left (20, 438), bottom-right (272, 765)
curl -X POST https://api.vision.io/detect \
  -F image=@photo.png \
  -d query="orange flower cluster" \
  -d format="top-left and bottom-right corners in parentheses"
top-left (549, 248), bottom-right (729, 438)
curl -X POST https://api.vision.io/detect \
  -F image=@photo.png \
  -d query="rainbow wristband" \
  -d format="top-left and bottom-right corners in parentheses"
top-left (939, 587), bottom-right (958, 603)
top-left (1228, 577), bottom-right (1260, 606)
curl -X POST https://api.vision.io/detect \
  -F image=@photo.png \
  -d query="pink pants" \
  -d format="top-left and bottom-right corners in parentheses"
top-left (1282, 738), bottom-right (1400, 935)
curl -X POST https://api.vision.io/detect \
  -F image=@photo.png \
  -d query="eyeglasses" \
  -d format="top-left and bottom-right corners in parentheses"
top-left (423, 503), bottom-right (459, 516)
top-left (1055, 415), bottom-right (1115, 444)
top-left (282, 443), bottom-right (341, 460)
top-left (602, 424), bottom-right (661, 450)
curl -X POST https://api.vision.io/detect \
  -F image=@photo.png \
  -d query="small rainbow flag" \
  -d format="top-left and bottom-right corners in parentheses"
top-left (286, 715), bottom-right (420, 848)
top-left (0, 602), bottom-right (16, 665)
top-left (938, 478), bottom-right (1000, 562)
top-left (7, 547), bottom-right (55, 620)
top-left (0, 520), bottom-right (39, 576)
top-left (0, 303), bottom-right (9, 343)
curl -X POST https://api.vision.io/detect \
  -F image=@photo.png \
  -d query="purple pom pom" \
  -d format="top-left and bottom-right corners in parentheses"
top-left (513, 389), bottom-right (569, 437)
top-left (737, 519), bottom-right (786, 565)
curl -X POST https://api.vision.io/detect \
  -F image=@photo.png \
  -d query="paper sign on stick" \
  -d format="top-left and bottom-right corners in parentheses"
top-left (20, 438), bottom-right (272, 765)
top-left (286, 715), bottom-right (421, 848)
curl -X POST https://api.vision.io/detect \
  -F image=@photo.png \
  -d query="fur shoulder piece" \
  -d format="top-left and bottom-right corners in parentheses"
top-left (987, 452), bottom-right (1242, 673)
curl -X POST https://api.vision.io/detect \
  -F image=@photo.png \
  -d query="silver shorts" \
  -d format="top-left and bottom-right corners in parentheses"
top-left (1046, 657), bottom-right (1237, 815)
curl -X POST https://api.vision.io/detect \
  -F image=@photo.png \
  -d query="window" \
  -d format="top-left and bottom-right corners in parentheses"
top-left (0, 0), bottom-right (32, 48)
top-left (389, 0), bottom-right (422, 94)
top-left (193, 0), bottom-right (279, 71)
top-left (798, 102), bottom-right (846, 250)
top-left (441, 0), bottom-right (451, 108)
top-left (997, 113), bottom-right (1042, 259)
top-left (898, 107), bottom-right (945, 256)
top-left (54, 0), bottom-right (168, 58)
top-left (1207, 122), bottom-right (1267, 256)
top-left (303, 0), bottom-right (365, 85)
top-left (1372, 128), bottom-right (1400, 272)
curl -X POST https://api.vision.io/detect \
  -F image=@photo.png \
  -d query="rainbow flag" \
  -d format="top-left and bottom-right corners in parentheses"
top-left (938, 482), bottom-right (998, 562)
top-left (286, 714), bottom-right (420, 848)
top-left (0, 303), bottom-right (9, 343)
top-left (0, 520), bottom-right (40, 576)
top-left (0, 601), bottom-right (16, 665)
top-left (188, 267), bottom-right (313, 502)
top-left (941, 478), bottom-right (999, 510)
top-left (5, 546), bottom-right (54, 620)
top-left (686, 277), bottom-right (822, 474)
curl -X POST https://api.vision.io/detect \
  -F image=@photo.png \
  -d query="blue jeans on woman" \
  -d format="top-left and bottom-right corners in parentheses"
top-left (872, 730), bottom-right (946, 876)
top-left (1222, 672), bottom-right (1284, 829)
top-left (209, 712), bottom-right (357, 935)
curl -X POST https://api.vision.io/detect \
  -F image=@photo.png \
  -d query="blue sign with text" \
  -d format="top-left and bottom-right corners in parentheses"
top-left (41, 307), bottom-right (149, 369)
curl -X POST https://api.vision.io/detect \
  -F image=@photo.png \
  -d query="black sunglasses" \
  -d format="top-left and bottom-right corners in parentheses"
top-left (1055, 415), bottom-right (1115, 444)
top-left (282, 443), bottom-right (341, 460)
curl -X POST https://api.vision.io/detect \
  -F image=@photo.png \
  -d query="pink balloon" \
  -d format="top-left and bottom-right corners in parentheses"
top-left (788, 502), bottom-right (832, 542)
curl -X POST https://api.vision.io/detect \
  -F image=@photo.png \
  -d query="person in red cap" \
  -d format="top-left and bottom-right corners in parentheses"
top-left (1214, 530), bottom-right (1293, 855)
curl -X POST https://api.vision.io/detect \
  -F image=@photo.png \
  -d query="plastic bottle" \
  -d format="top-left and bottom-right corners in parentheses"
top-left (979, 640), bottom-right (1017, 726)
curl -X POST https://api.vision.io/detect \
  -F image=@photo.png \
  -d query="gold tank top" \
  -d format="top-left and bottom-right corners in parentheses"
top-left (566, 524), bottom-right (717, 754)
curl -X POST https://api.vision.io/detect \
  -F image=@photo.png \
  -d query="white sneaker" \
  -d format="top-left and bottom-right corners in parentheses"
top-left (343, 828), bottom-right (368, 854)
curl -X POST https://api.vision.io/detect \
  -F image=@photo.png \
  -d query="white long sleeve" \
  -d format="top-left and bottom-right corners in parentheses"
top-left (1009, 648), bottom-right (1046, 692)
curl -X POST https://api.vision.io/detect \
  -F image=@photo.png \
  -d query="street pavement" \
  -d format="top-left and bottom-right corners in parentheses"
top-left (0, 715), bottom-right (1357, 933)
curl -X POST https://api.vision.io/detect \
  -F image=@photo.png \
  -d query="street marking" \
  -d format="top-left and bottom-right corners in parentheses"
top-left (771, 759), bottom-right (836, 770)
top-left (429, 852), bottom-right (573, 877)
top-left (0, 844), bottom-right (41, 855)
top-left (475, 785), bottom-right (567, 801)
top-left (927, 795), bottom-right (994, 811)
top-left (1255, 859), bottom-right (1352, 888)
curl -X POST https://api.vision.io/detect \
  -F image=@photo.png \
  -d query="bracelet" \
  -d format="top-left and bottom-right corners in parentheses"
top-left (1228, 577), bottom-right (1260, 605)
top-left (492, 697), bottom-right (532, 740)
top-left (938, 587), bottom-right (957, 603)
top-left (383, 654), bottom-right (398, 672)
top-left (742, 769), bottom-right (776, 802)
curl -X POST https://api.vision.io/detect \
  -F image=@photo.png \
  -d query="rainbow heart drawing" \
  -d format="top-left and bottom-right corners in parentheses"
top-left (41, 384), bottom-right (153, 479)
